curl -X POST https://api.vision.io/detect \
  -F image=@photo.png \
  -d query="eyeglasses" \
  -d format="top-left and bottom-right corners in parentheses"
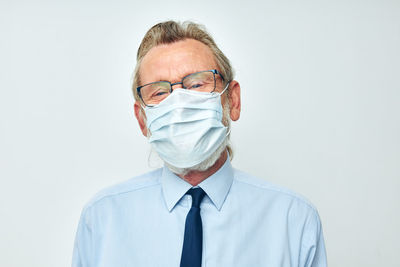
top-left (137, 69), bottom-right (225, 106)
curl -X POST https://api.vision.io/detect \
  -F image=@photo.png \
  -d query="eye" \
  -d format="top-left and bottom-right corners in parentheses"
top-left (186, 80), bottom-right (207, 89)
top-left (151, 90), bottom-right (168, 99)
top-left (190, 83), bottom-right (204, 89)
top-left (154, 91), bottom-right (167, 96)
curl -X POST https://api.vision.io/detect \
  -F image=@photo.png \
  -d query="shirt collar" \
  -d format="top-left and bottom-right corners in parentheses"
top-left (161, 155), bottom-right (234, 212)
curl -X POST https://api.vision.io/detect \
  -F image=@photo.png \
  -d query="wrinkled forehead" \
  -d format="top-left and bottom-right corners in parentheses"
top-left (139, 39), bottom-right (217, 85)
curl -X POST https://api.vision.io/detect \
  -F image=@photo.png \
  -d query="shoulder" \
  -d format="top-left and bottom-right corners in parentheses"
top-left (232, 168), bottom-right (319, 214)
top-left (83, 168), bottom-right (163, 211)
top-left (232, 168), bottom-right (323, 237)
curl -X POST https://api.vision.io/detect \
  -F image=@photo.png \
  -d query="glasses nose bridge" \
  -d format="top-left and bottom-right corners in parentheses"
top-left (170, 81), bottom-right (184, 90)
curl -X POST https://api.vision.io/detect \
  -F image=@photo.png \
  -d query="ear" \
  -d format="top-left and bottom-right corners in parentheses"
top-left (134, 101), bottom-right (148, 137)
top-left (228, 80), bottom-right (241, 121)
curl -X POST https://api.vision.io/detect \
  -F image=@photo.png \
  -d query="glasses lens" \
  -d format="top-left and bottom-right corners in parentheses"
top-left (140, 82), bottom-right (171, 105)
top-left (182, 71), bottom-right (215, 92)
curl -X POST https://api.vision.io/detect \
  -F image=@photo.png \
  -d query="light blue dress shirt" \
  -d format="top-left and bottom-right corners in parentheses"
top-left (72, 158), bottom-right (327, 267)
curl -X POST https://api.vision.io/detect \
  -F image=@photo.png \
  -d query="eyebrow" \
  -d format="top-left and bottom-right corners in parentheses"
top-left (152, 70), bottom-right (206, 83)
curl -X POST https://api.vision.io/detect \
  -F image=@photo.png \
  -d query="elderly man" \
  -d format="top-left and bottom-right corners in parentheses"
top-left (72, 21), bottom-right (327, 267)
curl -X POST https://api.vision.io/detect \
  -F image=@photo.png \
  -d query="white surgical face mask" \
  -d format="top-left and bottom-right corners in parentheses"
top-left (144, 85), bottom-right (229, 169)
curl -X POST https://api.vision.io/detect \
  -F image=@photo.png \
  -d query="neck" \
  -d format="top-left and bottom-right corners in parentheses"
top-left (178, 151), bottom-right (228, 186)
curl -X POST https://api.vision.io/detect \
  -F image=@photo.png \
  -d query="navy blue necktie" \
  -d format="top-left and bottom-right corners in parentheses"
top-left (180, 188), bottom-right (206, 267)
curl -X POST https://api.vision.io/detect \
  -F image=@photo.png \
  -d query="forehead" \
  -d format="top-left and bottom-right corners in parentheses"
top-left (139, 39), bottom-right (217, 84)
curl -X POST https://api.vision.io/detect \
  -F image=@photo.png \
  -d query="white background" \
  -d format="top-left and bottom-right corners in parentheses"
top-left (1, 0), bottom-right (399, 266)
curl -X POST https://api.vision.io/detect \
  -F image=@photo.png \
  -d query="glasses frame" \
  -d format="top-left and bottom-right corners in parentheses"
top-left (137, 69), bottom-right (225, 106)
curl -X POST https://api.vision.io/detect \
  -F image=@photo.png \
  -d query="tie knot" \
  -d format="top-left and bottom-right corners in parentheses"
top-left (187, 188), bottom-right (206, 208)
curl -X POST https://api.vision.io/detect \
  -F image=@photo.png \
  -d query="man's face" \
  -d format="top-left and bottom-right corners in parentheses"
top-left (135, 38), bottom-right (240, 137)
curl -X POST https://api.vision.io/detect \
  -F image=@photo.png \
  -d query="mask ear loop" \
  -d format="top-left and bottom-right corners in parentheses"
top-left (225, 126), bottom-right (231, 136)
top-left (219, 81), bottom-right (230, 96)
top-left (219, 81), bottom-right (231, 138)
top-left (220, 81), bottom-right (232, 138)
